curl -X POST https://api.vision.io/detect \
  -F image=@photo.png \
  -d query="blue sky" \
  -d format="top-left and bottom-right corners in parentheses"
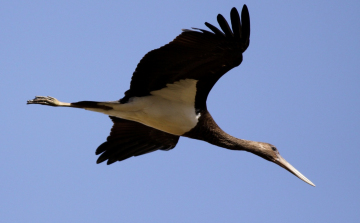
top-left (1, 1), bottom-right (359, 222)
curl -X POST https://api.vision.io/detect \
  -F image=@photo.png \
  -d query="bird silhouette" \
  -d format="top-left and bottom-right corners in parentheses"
top-left (27, 5), bottom-right (315, 186)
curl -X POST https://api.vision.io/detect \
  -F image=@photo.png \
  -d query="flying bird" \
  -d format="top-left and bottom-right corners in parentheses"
top-left (27, 5), bottom-right (315, 186)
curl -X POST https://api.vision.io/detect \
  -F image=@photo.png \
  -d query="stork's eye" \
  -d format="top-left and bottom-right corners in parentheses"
top-left (271, 146), bottom-right (277, 151)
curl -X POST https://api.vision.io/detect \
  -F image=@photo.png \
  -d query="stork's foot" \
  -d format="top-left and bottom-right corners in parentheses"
top-left (27, 96), bottom-right (62, 106)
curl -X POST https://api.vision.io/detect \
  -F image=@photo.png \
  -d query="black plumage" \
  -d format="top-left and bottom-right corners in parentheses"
top-left (102, 5), bottom-right (250, 163)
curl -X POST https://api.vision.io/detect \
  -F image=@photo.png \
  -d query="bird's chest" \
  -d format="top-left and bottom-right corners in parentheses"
top-left (108, 79), bottom-right (201, 135)
top-left (133, 96), bottom-right (200, 135)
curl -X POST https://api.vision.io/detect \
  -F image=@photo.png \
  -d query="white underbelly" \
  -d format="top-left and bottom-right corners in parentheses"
top-left (90, 79), bottom-right (200, 135)
top-left (111, 96), bottom-right (199, 135)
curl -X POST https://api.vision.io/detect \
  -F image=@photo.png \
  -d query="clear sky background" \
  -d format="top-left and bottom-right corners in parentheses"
top-left (1, 1), bottom-right (359, 222)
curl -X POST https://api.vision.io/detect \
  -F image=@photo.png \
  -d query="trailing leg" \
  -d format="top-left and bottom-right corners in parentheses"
top-left (27, 96), bottom-right (113, 110)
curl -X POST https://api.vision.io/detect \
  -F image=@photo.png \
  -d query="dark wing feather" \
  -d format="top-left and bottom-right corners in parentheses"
top-left (241, 5), bottom-right (250, 49)
top-left (230, 7), bottom-right (241, 39)
top-left (217, 14), bottom-right (233, 37)
top-left (204, 22), bottom-right (226, 37)
top-left (120, 5), bottom-right (250, 110)
top-left (96, 116), bottom-right (180, 165)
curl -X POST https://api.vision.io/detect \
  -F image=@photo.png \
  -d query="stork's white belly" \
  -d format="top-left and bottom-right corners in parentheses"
top-left (93, 79), bottom-right (200, 135)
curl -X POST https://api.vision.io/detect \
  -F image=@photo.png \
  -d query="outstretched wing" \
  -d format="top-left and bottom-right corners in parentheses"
top-left (96, 116), bottom-right (180, 165)
top-left (120, 5), bottom-right (250, 109)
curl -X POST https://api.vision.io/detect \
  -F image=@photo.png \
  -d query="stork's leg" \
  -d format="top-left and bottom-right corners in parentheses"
top-left (27, 96), bottom-right (115, 111)
top-left (27, 96), bottom-right (71, 107)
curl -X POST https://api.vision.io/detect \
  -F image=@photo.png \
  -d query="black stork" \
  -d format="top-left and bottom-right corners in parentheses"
top-left (27, 5), bottom-right (315, 186)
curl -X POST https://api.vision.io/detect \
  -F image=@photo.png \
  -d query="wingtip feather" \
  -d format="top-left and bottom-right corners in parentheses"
top-left (204, 22), bottom-right (225, 37)
top-left (230, 7), bottom-right (241, 39)
top-left (217, 14), bottom-right (233, 37)
top-left (241, 4), bottom-right (250, 42)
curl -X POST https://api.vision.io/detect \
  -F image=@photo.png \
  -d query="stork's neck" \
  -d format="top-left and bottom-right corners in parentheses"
top-left (183, 110), bottom-right (261, 153)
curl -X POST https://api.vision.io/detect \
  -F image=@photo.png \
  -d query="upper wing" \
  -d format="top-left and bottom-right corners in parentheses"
top-left (120, 5), bottom-right (250, 109)
top-left (96, 116), bottom-right (180, 165)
